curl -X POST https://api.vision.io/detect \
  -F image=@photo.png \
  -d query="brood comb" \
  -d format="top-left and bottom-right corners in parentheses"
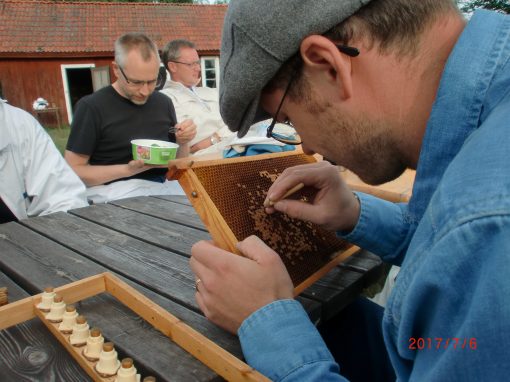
top-left (170, 151), bottom-right (356, 294)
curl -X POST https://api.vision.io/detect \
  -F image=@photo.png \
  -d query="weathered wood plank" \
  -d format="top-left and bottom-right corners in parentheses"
top-left (0, 270), bottom-right (27, 303)
top-left (301, 267), bottom-right (366, 321)
top-left (339, 249), bottom-right (385, 288)
top-left (296, 296), bottom-right (322, 325)
top-left (0, 317), bottom-right (93, 381)
top-left (19, 212), bottom-right (198, 311)
top-left (340, 249), bottom-right (382, 272)
top-left (70, 203), bottom-right (210, 257)
top-left (0, 222), bottom-right (238, 381)
top-left (110, 197), bottom-right (206, 231)
top-left (0, 270), bottom-right (91, 381)
top-left (154, 195), bottom-right (192, 206)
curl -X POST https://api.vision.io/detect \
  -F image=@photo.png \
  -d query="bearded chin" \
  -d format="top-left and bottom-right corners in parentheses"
top-left (130, 97), bottom-right (148, 106)
top-left (311, 104), bottom-right (406, 186)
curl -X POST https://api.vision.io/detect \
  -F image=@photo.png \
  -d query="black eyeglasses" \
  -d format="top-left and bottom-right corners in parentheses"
top-left (266, 44), bottom-right (360, 145)
top-left (169, 60), bottom-right (201, 68)
top-left (118, 66), bottom-right (163, 89)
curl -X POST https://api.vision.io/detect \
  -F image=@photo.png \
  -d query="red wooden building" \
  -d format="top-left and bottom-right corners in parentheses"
top-left (0, 0), bottom-right (226, 125)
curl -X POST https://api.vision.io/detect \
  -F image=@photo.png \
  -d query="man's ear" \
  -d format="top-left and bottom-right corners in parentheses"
top-left (300, 35), bottom-right (353, 100)
top-left (112, 61), bottom-right (120, 79)
top-left (167, 62), bottom-right (178, 75)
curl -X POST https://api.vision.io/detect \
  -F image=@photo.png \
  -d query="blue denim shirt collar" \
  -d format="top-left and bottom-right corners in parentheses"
top-left (408, 10), bottom-right (508, 224)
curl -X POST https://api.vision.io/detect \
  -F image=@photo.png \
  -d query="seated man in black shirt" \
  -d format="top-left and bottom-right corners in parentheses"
top-left (65, 32), bottom-right (196, 201)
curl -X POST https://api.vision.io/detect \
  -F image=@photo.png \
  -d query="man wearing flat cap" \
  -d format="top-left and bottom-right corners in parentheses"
top-left (190, 0), bottom-right (510, 381)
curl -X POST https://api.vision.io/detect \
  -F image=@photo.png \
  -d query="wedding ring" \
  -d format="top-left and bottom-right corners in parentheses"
top-left (195, 278), bottom-right (202, 291)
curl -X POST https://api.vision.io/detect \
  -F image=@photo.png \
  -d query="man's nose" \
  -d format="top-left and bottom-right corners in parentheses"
top-left (140, 83), bottom-right (151, 96)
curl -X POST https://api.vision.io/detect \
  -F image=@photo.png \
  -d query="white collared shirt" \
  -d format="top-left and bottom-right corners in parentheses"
top-left (160, 80), bottom-right (234, 155)
top-left (0, 102), bottom-right (87, 220)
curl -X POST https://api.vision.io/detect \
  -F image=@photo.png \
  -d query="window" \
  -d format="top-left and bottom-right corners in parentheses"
top-left (200, 57), bottom-right (220, 88)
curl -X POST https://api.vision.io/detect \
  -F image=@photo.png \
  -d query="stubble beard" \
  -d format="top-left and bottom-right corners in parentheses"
top-left (127, 90), bottom-right (149, 106)
top-left (305, 97), bottom-right (406, 186)
top-left (118, 82), bottom-right (149, 106)
top-left (129, 96), bottom-right (148, 106)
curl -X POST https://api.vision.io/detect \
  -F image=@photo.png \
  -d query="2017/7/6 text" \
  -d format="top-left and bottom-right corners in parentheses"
top-left (408, 337), bottom-right (477, 350)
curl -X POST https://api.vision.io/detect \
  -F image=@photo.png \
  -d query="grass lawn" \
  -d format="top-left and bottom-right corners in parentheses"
top-left (45, 125), bottom-right (70, 155)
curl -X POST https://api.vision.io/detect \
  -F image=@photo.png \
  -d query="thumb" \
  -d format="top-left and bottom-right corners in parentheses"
top-left (273, 199), bottom-right (316, 223)
top-left (236, 235), bottom-right (275, 264)
top-left (128, 159), bottom-right (144, 169)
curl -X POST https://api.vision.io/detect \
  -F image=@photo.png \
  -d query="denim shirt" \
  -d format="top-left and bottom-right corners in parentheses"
top-left (238, 10), bottom-right (510, 381)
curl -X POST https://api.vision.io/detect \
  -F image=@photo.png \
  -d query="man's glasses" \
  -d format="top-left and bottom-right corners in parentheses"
top-left (266, 44), bottom-right (360, 145)
top-left (118, 66), bottom-right (163, 89)
top-left (169, 60), bottom-right (201, 68)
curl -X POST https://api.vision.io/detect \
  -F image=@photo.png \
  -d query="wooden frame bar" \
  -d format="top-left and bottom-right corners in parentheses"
top-left (0, 272), bottom-right (268, 382)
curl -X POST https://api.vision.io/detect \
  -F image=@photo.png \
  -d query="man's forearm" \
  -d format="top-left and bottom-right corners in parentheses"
top-left (71, 164), bottom-right (135, 187)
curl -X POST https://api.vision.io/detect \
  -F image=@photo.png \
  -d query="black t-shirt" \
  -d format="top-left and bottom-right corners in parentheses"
top-left (67, 86), bottom-right (177, 181)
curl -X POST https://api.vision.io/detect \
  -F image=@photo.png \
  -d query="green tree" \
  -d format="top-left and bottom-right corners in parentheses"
top-left (460, 0), bottom-right (510, 14)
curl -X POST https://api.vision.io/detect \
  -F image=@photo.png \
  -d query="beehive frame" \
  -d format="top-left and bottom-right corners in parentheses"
top-left (0, 273), bottom-right (267, 382)
top-left (171, 152), bottom-right (358, 294)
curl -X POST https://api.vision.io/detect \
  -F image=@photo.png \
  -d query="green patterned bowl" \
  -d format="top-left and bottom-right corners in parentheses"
top-left (131, 139), bottom-right (179, 165)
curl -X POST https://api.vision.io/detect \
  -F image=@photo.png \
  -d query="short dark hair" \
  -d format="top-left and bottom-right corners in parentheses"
top-left (114, 32), bottom-right (159, 68)
top-left (161, 39), bottom-right (196, 71)
top-left (267, 0), bottom-right (460, 101)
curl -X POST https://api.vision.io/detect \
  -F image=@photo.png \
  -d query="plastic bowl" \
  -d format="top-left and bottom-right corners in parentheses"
top-left (131, 139), bottom-right (179, 165)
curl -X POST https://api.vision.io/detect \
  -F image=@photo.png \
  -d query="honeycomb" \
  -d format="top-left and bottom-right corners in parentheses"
top-left (191, 154), bottom-right (350, 287)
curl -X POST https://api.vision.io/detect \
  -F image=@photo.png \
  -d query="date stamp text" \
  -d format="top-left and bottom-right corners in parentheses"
top-left (409, 337), bottom-right (477, 350)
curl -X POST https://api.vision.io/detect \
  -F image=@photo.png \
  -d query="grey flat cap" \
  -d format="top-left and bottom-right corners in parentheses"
top-left (219, 0), bottom-right (372, 137)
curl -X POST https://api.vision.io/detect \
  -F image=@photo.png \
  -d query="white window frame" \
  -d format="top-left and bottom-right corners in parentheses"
top-left (61, 63), bottom-right (95, 124)
top-left (200, 56), bottom-right (220, 89)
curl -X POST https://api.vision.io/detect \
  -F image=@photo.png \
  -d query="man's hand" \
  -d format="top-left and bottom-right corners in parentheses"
top-left (264, 161), bottom-right (360, 232)
top-left (127, 159), bottom-right (146, 172)
top-left (127, 159), bottom-right (165, 174)
top-left (189, 236), bottom-right (294, 334)
top-left (175, 119), bottom-right (197, 145)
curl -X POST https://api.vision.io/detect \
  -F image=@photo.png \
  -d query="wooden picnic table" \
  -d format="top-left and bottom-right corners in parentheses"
top-left (0, 195), bottom-right (385, 381)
